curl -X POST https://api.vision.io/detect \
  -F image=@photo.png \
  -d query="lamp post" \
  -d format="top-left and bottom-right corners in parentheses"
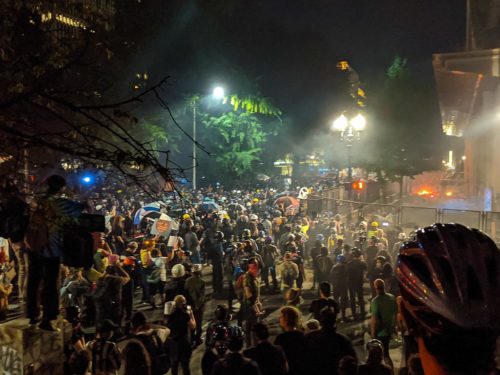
top-left (192, 86), bottom-right (225, 191)
top-left (332, 113), bottom-right (366, 197)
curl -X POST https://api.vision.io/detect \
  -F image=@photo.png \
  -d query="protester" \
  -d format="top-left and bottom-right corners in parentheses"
top-left (123, 339), bottom-right (151, 375)
top-left (147, 248), bottom-right (166, 308)
top-left (166, 294), bottom-right (196, 375)
top-left (346, 247), bottom-right (366, 320)
top-left (243, 322), bottom-right (288, 375)
top-left (306, 307), bottom-right (357, 375)
top-left (68, 350), bottom-right (92, 375)
top-left (338, 356), bottom-right (359, 375)
top-left (131, 311), bottom-right (170, 375)
top-left (86, 319), bottom-right (121, 375)
top-left (185, 263), bottom-right (206, 347)
top-left (315, 246), bottom-right (333, 285)
top-left (260, 236), bottom-right (279, 290)
top-left (330, 254), bottom-right (349, 321)
top-left (25, 175), bottom-right (85, 331)
top-left (211, 334), bottom-right (261, 375)
top-left (242, 259), bottom-right (262, 347)
top-left (285, 287), bottom-right (303, 309)
top-left (370, 279), bottom-right (397, 370)
top-left (357, 339), bottom-right (391, 375)
top-left (280, 252), bottom-right (299, 291)
top-left (274, 306), bottom-right (308, 375)
top-left (93, 261), bottom-right (130, 328)
top-left (309, 281), bottom-right (339, 320)
top-left (165, 263), bottom-right (186, 302)
top-left (202, 304), bottom-right (243, 375)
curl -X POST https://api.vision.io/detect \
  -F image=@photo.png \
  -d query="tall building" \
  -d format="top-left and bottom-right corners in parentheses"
top-left (38, 0), bottom-right (115, 38)
top-left (433, 3), bottom-right (500, 209)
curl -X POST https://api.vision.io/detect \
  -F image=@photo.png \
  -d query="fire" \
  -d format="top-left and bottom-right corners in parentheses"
top-left (417, 189), bottom-right (433, 196)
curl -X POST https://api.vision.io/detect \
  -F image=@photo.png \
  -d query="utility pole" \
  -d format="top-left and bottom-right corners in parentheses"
top-left (192, 101), bottom-right (197, 191)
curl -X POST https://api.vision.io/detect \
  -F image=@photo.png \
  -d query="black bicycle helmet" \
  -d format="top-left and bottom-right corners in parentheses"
top-left (396, 223), bottom-right (500, 335)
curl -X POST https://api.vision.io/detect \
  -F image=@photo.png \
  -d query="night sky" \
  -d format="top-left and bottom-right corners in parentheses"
top-left (128, 0), bottom-right (466, 152)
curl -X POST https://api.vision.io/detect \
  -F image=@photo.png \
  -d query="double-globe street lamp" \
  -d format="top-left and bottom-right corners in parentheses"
top-left (192, 86), bottom-right (225, 190)
top-left (331, 113), bottom-right (366, 197)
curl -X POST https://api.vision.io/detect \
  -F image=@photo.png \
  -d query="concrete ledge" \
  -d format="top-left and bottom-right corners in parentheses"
top-left (0, 318), bottom-right (68, 375)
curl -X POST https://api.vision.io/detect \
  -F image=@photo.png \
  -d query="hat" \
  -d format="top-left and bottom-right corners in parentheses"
top-left (192, 264), bottom-right (202, 273)
top-left (171, 263), bottom-right (185, 278)
top-left (127, 241), bottom-right (139, 250)
top-left (398, 232), bottom-right (407, 240)
top-left (99, 319), bottom-right (118, 333)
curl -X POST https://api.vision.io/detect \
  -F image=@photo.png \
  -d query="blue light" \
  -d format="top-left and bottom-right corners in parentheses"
top-left (81, 174), bottom-right (95, 185)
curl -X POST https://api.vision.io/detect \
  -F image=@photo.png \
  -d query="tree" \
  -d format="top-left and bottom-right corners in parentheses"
top-left (197, 106), bottom-right (280, 185)
top-left (0, 1), bottom-right (180, 193)
top-left (360, 56), bottom-right (444, 198)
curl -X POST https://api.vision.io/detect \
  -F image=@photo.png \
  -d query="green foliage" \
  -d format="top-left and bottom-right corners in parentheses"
top-left (386, 55), bottom-right (408, 80)
top-left (226, 94), bottom-right (282, 116)
top-left (202, 111), bottom-right (275, 178)
top-left (359, 56), bottom-right (443, 189)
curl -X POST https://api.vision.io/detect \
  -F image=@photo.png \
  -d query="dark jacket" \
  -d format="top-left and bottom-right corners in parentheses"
top-left (305, 328), bottom-right (357, 375)
top-left (243, 341), bottom-right (288, 375)
top-left (211, 352), bottom-right (261, 375)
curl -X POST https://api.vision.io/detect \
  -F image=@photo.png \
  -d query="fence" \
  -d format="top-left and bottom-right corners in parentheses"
top-left (305, 195), bottom-right (500, 244)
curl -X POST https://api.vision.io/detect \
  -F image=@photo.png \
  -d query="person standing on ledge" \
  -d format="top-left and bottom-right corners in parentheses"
top-left (25, 175), bottom-right (85, 331)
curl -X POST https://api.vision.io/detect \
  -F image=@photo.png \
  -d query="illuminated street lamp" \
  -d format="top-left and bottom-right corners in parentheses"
top-left (192, 86), bottom-right (226, 190)
top-left (212, 86), bottom-right (225, 100)
top-left (331, 112), bottom-right (367, 196)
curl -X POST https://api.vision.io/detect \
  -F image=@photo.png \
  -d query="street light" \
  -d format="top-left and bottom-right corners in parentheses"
top-left (212, 86), bottom-right (225, 100)
top-left (192, 86), bottom-right (226, 191)
top-left (331, 112), bottom-right (366, 196)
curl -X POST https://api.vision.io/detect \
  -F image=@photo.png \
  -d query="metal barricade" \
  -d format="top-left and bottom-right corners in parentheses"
top-left (485, 212), bottom-right (500, 244)
top-left (306, 192), bottom-right (500, 244)
top-left (441, 209), bottom-right (482, 230)
top-left (400, 206), bottom-right (438, 230)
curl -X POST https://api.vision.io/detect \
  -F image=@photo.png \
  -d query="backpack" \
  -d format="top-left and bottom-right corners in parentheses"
top-left (317, 256), bottom-right (331, 275)
top-left (135, 332), bottom-right (170, 375)
top-left (147, 261), bottom-right (161, 284)
top-left (62, 224), bottom-right (94, 268)
top-left (24, 199), bottom-right (53, 252)
top-left (282, 262), bottom-right (298, 287)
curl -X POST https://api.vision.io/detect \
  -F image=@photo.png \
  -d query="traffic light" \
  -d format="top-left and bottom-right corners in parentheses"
top-left (352, 181), bottom-right (365, 191)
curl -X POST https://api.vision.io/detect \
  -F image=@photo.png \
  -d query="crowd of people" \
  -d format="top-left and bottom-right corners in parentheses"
top-left (0, 175), bottom-right (499, 375)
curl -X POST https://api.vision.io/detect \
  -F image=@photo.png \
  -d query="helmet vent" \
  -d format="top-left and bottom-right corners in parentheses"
top-left (437, 258), bottom-right (455, 293)
top-left (485, 258), bottom-right (497, 285)
top-left (466, 266), bottom-right (483, 300)
top-left (412, 257), bottom-right (438, 294)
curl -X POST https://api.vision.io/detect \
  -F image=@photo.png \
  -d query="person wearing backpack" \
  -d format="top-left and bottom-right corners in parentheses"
top-left (25, 175), bottom-right (85, 331)
top-left (280, 252), bottom-right (299, 291)
top-left (147, 249), bottom-right (166, 309)
top-left (93, 261), bottom-right (130, 329)
top-left (166, 295), bottom-right (196, 375)
top-left (315, 247), bottom-right (333, 287)
top-left (131, 311), bottom-right (171, 375)
top-left (86, 319), bottom-right (122, 375)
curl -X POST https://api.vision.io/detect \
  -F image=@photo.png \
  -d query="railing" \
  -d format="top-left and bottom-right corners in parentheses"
top-left (305, 195), bottom-right (500, 244)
